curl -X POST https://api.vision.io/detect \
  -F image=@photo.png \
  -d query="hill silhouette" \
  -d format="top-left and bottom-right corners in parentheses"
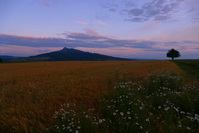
top-left (26, 47), bottom-right (129, 61)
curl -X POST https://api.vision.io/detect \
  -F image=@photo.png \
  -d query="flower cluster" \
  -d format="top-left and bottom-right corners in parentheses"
top-left (100, 74), bottom-right (199, 132)
top-left (53, 103), bottom-right (107, 133)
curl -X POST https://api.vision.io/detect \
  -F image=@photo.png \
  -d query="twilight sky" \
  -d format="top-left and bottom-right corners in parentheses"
top-left (0, 0), bottom-right (199, 59)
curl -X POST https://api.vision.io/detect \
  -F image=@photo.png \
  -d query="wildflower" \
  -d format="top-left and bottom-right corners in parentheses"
top-left (194, 114), bottom-right (199, 122)
top-left (145, 118), bottom-right (149, 122)
top-left (164, 107), bottom-right (170, 111)
top-left (180, 111), bottom-right (185, 114)
top-left (128, 117), bottom-right (131, 120)
top-left (139, 106), bottom-right (143, 110)
top-left (186, 116), bottom-right (194, 121)
top-left (186, 127), bottom-right (191, 130)
top-left (120, 112), bottom-right (124, 116)
top-left (113, 112), bottom-right (116, 116)
top-left (99, 119), bottom-right (103, 123)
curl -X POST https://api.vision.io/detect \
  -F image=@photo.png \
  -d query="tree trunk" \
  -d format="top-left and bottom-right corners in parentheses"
top-left (172, 57), bottom-right (174, 60)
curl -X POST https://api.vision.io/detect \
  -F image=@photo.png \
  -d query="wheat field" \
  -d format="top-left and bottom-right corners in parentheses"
top-left (0, 61), bottom-right (187, 132)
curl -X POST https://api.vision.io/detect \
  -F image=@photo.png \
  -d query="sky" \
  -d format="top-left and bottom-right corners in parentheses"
top-left (0, 0), bottom-right (199, 59)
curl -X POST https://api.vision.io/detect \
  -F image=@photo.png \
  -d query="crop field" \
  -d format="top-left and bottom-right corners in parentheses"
top-left (0, 60), bottom-right (198, 133)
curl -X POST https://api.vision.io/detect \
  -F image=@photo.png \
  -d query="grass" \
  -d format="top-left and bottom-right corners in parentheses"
top-left (0, 60), bottom-right (198, 132)
top-left (174, 60), bottom-right (199, 78)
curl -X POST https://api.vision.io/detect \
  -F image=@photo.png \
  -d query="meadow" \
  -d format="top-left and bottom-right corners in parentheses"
top-left (0, 60), bottom-right (198, 133)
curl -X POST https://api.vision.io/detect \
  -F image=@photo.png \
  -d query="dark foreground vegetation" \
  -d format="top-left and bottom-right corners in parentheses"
top-left (174, 59), bottom-right (199, 79)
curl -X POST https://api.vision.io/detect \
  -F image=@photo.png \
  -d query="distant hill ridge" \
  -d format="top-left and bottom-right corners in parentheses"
top-left (27, 47), bottom-right (129, 61)
top-left (0, 55), bottom-right (16, 59)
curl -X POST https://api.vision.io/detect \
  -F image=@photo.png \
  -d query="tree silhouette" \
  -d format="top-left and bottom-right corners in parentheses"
top-left (0, 58), bottom-right (2, 63)
top-left (167, 48), bottom-right (181, 60)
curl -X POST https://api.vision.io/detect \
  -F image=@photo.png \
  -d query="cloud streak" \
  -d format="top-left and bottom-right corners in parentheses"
top-left (74, 20), bottom-right (108, 26)
top-left (0, 32), bottom-right (199, 58)
top-left (74, 21), bottom-right (89, 25)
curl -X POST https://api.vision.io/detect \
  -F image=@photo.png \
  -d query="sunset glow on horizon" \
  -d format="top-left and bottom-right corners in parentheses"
top-left (0, 0), bottom-right (199, 59)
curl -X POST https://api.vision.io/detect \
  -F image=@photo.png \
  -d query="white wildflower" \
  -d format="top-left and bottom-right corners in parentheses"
top-left (99, 119), bottom-right (103, 123)
top-left (120, 112), bottom-right (124, 116)
top-left (186, 127), bottom-right (191, 130)
top-left (164, 107), bottom-right (170, 111)
top-left (139, 106), bottom-right (143, 110)
top-left (194, 114), bottom-right (199, 122)
top-left (180, 111), bottom-right (185, 114)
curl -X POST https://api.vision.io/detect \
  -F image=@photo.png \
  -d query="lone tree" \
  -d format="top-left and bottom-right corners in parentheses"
top-left (167, 48), bottom-right (181, 60)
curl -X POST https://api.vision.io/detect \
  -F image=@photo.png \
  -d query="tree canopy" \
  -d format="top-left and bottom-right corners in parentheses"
top-left (167, 49), bottom-right (181, 60)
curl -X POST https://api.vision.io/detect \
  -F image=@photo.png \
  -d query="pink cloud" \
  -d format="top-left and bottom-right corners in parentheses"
top-left (74, 21), bottom-right (89, 25)
top-left (0, 33), bottom-right (48, 39)
top-left (97, 21), bottom-right (108, 26)
top-left (84, 28), bottom-right (101, 36)
top-left (0, 45), bottom-right (61, 56)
